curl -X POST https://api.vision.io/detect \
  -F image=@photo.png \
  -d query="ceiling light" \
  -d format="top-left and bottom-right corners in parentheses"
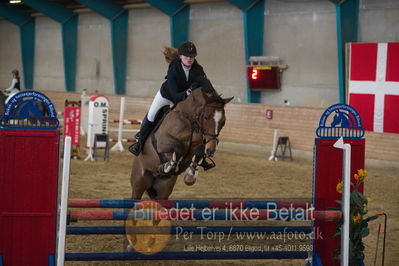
top-left (10, 0), bottom-right (22, 4)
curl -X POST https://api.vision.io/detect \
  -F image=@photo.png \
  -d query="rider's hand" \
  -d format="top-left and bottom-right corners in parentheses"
top-left (186, 88), bottom-right (192, 96)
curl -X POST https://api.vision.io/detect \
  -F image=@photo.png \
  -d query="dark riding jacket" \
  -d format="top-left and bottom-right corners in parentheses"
top-left (160, 59), bottom-right (206, 103)
top-left (14, 77), bottom-right (20, 90)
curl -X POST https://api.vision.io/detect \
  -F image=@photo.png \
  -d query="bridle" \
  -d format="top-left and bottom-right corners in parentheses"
top-left (197, 103), bottom-right (225, 145)
top-left (177, 96), bottom-right (225, 147)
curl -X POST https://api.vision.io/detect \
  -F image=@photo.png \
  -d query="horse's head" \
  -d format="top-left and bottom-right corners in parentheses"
top-left (189, 79), bottom-right (233, 157)
top-left (201, 95), bottom-right (233, 157)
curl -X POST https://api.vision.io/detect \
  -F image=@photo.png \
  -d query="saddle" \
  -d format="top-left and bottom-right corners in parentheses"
top-left (151, 105), bottom-right (173, 135)
top-left (149, 105), bottom-right (174, 166)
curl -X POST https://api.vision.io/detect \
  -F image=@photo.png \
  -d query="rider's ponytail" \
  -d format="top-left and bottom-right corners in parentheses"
top-left (163, 46), bottom-right (179, 64)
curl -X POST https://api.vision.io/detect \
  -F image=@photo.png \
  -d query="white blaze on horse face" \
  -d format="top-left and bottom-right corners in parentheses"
top-left (213, 110), bottom-right (222, 135)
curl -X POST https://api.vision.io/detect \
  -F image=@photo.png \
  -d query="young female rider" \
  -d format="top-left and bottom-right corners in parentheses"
top-left (5, 69), bottom-right (21, 104)
top-left (129, 41), bottom-right (206, 156)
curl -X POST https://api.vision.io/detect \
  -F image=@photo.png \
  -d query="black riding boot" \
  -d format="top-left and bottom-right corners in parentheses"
top-left (128, 116), bottom-right (154, 156)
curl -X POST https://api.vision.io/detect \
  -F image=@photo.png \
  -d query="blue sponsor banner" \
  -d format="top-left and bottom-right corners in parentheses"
top-left (0, 90), bottom-right (59, 130)
top-left (316, 104), bottom-right (364, 139)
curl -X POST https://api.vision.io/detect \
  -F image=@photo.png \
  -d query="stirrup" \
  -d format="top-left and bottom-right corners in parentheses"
top-left (128, 141), bottom-right (141, 156)
top-left (200, 158), bottom-right (216, 171)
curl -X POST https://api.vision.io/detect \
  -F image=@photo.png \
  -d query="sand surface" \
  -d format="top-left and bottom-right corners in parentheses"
top-left (65, 143), bottom-right (398, 266)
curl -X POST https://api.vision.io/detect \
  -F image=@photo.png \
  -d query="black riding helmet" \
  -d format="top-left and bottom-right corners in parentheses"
top-left (178, 41), bottom-right (197, 57)
top-left (12, 69), bottom-right (19, 76)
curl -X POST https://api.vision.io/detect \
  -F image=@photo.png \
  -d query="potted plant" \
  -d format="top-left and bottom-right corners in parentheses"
top-left (333, 169), bottom-right (378, 265)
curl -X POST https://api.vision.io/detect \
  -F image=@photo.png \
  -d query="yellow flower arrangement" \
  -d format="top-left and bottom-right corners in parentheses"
top-left (352, 212), bottom-right (362, 223)
top-left (354, 169), bottom-right (367, 181)
top-left (336, 181), bottom-right (343, 194)
top-left (332, 169), bottom-right (378, 264)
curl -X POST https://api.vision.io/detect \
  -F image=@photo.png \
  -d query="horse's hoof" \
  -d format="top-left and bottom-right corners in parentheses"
top-left (159, 163), bottom-right (172, 174)
top-left (184, 176), bottom-right (196, 186)
top-left (164, 164), bottom-right (173, 173)
top-left (184, 168), bottom-right (197, 186)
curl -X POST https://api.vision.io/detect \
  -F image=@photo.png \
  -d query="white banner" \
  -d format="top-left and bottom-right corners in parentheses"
top-left (86, 95), bottom-right (109, 149)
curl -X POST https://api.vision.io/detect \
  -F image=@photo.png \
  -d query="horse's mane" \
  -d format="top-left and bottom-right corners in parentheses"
top-left (163, 46), bottom-right (178, 64)
top-left (206, 94), bottom-right (225, 105)
top-left (192, 76), bottom-right (225, 106)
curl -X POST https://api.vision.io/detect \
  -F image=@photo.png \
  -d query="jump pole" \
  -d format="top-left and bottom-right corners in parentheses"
top-left (68, 198), bottom-right (312, 209)
top-left (68, 209), bottom-right (341, 221)
top-left (268, 128), bottom-right (278, 161)
top-left (56, 136), bottom-right (72, 266)
top-left (66, 225), bottom-right (313, 235)
top-left (65, 251), bottom-right (309, 261)
top-left (333, 137), bottom-right (351, 266)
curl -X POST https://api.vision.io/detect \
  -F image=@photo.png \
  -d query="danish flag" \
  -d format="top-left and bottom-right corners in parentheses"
top-left (348, 42), bottom-right (399, 134)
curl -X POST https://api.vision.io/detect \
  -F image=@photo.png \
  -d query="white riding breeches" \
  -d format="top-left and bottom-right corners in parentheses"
top-left (147, 90), bottom-right (173, 122)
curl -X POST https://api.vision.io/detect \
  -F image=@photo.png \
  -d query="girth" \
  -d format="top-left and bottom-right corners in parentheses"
top-left (150, 132), bottom-right (169, 165)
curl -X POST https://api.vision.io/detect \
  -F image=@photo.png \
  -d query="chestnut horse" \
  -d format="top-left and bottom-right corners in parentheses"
top-left (130, 79), bottom-right (233, 200)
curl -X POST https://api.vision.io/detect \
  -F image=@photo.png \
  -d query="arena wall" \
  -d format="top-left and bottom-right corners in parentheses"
top-left (1, 0), bottom-right (399, 107)
top-left (44, 90), bottom-right (399, 163)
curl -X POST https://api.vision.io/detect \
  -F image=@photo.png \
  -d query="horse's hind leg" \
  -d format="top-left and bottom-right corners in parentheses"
top-left (129, 163), bottom-right (155, 248)
top-left (152, 175), bottom-right (178, 200)
top-left (131, 182), bottom-right (146, 200)
top-left (130, 159), bottom-right (151, 200)
top-left (142, 175), bottom-right (177, 250)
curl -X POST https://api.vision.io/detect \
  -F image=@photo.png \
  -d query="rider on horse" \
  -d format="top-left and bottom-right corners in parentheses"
top-left (5, 69), bottom-right (21, 105)
top-left (129, 42), bottom-right (214, 170)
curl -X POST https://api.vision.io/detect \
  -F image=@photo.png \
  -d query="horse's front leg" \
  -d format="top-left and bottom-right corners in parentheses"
top-left (157, 137), bottom-right (185, 175)
top-left (183, 154), bottom-right (203, 186)
top-left (183, 145), bottom-right (205, 186)
top-left (159, 151), bottom-right (183, 174)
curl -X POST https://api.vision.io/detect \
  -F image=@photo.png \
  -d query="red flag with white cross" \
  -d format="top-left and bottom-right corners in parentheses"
top-left (348, 42), bottom-right (399, 133)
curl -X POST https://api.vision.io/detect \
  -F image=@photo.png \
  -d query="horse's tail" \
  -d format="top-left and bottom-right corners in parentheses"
top-left (163, 46), bottom-right (178, 64)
